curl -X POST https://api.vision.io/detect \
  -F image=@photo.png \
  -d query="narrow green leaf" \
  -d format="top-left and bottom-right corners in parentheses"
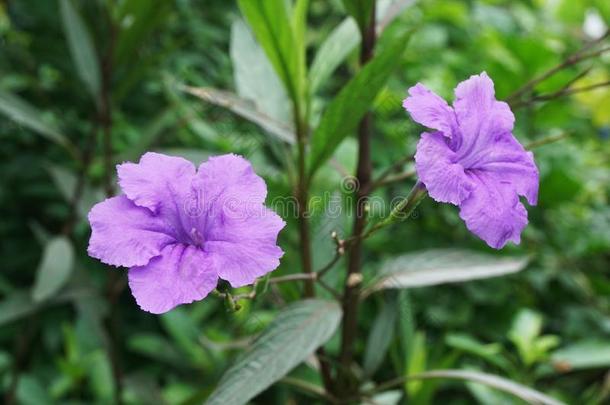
top-left (308, 29), bottom-right (412, 176)
top-left (205, 299), bottom-right (342, 405)
top-left (364, 293), bottom-right (399, 376)
top-left (230, 19), bottom-right (291, 124)
top-left (367, 249), bottom-right (529, 293)
top-left (0, 90), bottom-right (70, 148)
top-left (182, 85), bottom-right (295, 143)
top-left (551, 340), bottom-right (610, 371)
top-left (32, 236), bottom-right (74, 302)
top-left (309, 18), bottom-right (359, 94)
top-left (237, 0), bottom-right (304, 107)
top-left (406, 370), bottom-right (566, 405)
top-left (59, 0), bottom-right (101, 101)
top-left (292, 0), bottom-right (309, 99)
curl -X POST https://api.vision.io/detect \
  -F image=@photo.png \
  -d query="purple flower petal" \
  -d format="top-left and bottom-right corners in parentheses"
top-left (403, 83), bottom-right (457, 137)
top-left (466, 134), bottom-right (539, 205)
top-left (197, 154), bottom-right (267, 206)
top-left (117, 152), bottom-right (195, 214)
top-left (88, 196), bottom-right (176, 267)
top-left (128, 244), bottom-right (218, 314)
top-left (414, 132), bottom-right (474, 205)
top-left (453, 72), bottom-right (515, 154)
top-left (206, 207), bottom-right (285, 287)
top-left (459, 171), bottom-right (528, 249)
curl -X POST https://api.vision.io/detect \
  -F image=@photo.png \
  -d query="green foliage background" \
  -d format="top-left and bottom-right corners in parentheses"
top-left (0, 0), bottom-right (609, 404)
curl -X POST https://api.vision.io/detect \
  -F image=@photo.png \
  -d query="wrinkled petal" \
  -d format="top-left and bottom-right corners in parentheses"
top-left (414, 132), bottom-right (474, 205)
top-left (128, 244), bottom-right (218, 314)
top-left (467, 134), bottom-right (539, 205)
top-left (403, 83), bottom-right (457, 137)
top-left (205, 207), bottom-right (285, 287)
top-left (453, 72), bottom-right (514, 155)
top-left (459, 171), bottom-right (528, 249)
top-left (197, 154), bottom-right (267, 207)
top-left (117, 152), bottom-right (195, 214)
top-left (88, 196), bottom-right (176, 267)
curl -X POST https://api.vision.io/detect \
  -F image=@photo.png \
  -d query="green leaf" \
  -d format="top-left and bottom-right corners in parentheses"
top-left (0, 90), bottom-right (71, 149)
top-left (59, 0), bottom-right (101, 101)
top-left (32, 236), bottom-right (74, 302)
top-left (205, 299), bottom-right (341, 405)
top-left (237, 0), bottom-right (305, 108)
top-left (406, 370), bottom-right (566, 405)
top-left (364, 293), bottom-right (398, 376)
top-left (366, 249), bottom-right (529, 293)
top-left (445, 333), bottom-right (511, 371)
top-left (309, 18), bottom-right (360, 94)
top-left (309, 1), bottom-right (413, 94)
top-left (551, 340), bottom-right (610, 371)
top-left (230, 18), bottom-right (291, 124)
top-left (182, 85), bottom-right (295, 143)
top-left (0, 292), bottom-right (40, 327)
top-left (308, 28), bottom-right (412, 176)
top-left (405, 331), bottom-right (427, 397)
top-left (16, 375), bottom-right (52, 405)
top-left (342, 0), bottom-right (374, 33)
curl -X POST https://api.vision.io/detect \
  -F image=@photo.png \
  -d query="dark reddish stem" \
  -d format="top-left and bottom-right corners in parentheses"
top-left (337, 2), bottom-right (377, 394)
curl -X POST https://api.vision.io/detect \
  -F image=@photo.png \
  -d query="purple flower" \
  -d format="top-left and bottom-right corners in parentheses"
top-left (403, 72), bottom-right (539, 249)
top-left (87, 152), bottom-right (285, 314)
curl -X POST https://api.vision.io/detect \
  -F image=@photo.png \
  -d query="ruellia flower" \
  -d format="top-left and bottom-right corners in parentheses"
top-left (87, 152), bottom-right (285, 313)
top-left (403, 72), bottom-right (539, 249)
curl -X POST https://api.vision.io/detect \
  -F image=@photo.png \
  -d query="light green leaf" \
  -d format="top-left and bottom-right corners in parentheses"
top-left (182, 85), bottom-right (295, 143)
top-left (551, 340), bottom-right (610, 371)
top-left (406, 331), bottom-right (427, 397)
top-left (405, 370), bottom-right (566, 405)
top-left (237, 0), bottom-right (305, 107)
top-left (16, 375), bottom-right (52, 405)
top-left (445, 333), bottom-right (511, 371)
top-left (366, 249), bottom-right (529, 293)
top-left (32, 236), bottom-right (74, 302)
top-left (60, 0), bottom-right (101, 101)
top-left (309, 18), bottom-right (360, 94)
top-left (205, 299), bottom-right (342, 405)
top-left (308, 28), bottom-right (412, 176)
top-left (0, 90), bottom-right (71, 148)
top-left (230, 18), bottom-right (291, 124)
top-left (364, 293), bottom-right (398, 376)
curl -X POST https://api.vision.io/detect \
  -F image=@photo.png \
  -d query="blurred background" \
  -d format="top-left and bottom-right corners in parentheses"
top-left (1, 0), bottom-right (609, 404)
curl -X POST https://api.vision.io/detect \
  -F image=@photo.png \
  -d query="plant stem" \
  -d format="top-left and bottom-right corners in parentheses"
top-left (295, 110), bottom-right (315, 297)
top-left (506, 30), bottom-right (610, 105)
top-left (338, 2), bottom-right (377, 394)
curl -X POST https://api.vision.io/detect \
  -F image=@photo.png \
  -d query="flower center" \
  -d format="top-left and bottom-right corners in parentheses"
top-left (190, 227), bottom-right (205, 247)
